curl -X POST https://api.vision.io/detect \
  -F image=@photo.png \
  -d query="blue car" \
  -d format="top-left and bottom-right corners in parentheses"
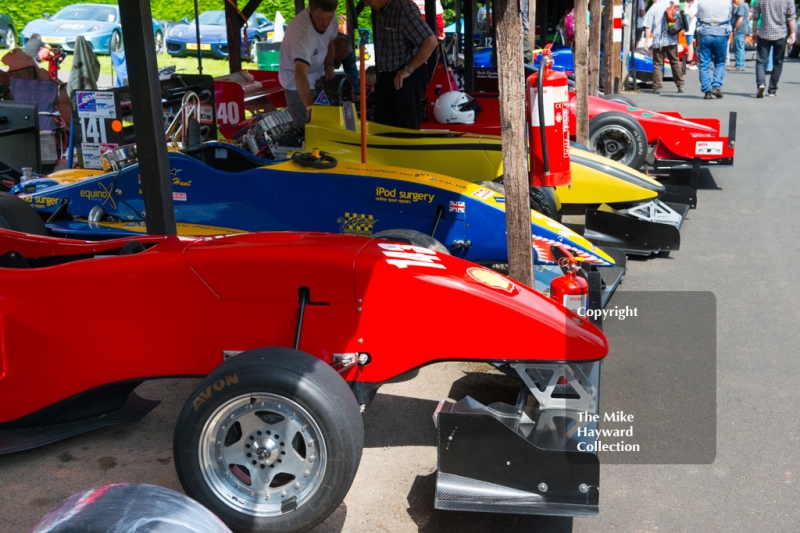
top-left (474, 46), bottom-right (678, 82)
top-left (21, 3), bottom-right (165, 55)
top-left (0, 13), bottom-right (16, 49)
top-left (166, 10), bottom-right (274, 62)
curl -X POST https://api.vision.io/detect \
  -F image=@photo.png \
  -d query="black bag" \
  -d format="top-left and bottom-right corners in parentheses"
top-left (664, 4), bottom-right (689, 36)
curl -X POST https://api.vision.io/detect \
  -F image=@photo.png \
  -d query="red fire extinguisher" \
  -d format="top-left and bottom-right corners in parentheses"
top-left (550, 252), bottom-right (588, 314)
top-left (527, 49), bottom-right (571, 188)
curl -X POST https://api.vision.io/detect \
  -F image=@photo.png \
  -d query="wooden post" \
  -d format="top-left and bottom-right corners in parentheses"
top-left (225, 0), bottom-right (243, 74)
top-left (118, 0), bottom-right (176, 235)
top-left (495, 0), bottom-right (533, 287)
top-left (603, 0), bottom-right (614, 92)
top-left (574, 0), bottom-right (589, 147)
top-left (588, 0), bottom-right (602, 96)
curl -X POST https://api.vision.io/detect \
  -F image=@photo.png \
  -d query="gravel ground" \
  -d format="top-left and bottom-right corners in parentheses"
top-left (2, 58), bottom-right (799, 533)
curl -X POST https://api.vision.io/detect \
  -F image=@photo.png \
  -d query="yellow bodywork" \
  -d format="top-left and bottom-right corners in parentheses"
top-left (305, 105), bottom-right (661, 206)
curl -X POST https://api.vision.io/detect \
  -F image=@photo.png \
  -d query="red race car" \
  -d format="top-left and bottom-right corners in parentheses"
top-left (0, 226), bottom-right (607, 532)
top-left (423, 61), bottom-right (736, 172)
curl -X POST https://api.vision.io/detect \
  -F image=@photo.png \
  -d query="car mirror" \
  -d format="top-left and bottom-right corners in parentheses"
top-left (43, 12), bottom-right (51, 19)
top-left (182, 17), bottom-right (189, 24)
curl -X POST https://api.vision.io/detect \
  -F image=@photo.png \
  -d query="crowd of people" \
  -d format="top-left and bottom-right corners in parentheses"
top-left (278, 0), bottom-right (439, 129)
top-left (637, 0), bottom-right (796, 98)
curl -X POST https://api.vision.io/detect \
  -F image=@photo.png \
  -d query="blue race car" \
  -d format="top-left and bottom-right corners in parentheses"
top-left (8, 140), bottom-right (623, 300)
top-left (166, 10), bottom-right (274, 62)
top-left (21, 4), bottom-right (164, 54)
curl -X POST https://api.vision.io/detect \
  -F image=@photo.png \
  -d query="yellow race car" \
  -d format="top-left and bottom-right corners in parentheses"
top-left (239, 76), bottom-right (688, 255)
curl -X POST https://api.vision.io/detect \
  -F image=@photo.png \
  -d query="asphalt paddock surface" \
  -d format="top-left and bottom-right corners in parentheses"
top-left (2, 60), bottom-right (800, 532)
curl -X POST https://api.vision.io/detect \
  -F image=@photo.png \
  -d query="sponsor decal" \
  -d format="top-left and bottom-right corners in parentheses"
top-left (315, 91), bottom-right (331, 105)
top-left (374, 186), bottom-right (435, 204)
top-left (24, 196), bottom-right (60, 208)
top-left (192, 374), bottom-right (240, 411)
top-left (171, 169), bottom-right (192, 187)
top-left (338, 212), bottom-right (378, 236)
top-left (471, 187), bottom-right (493, 200)
top-left (378, 242), bottom-right (445, 270)
top-left (173, 192), bottom-right (187, 201)
top-left (79, 182), bottom-right (117, 209)
top-left (695, 141), bottom-right (723, 155)
top-left (76, 92), bottom-right (116, 119)
top-left (81, 143), bottom-right (118, 170)
top-left (466, 267), bottom-right (516, 293)
top-left (449, 201), bottom-right (466, 213)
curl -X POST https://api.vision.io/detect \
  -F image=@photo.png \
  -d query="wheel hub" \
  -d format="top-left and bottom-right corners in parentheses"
top-left (199, 393), bottom-right (327, 517)
top-left (592, 125), bottom-right (636, 165)
top-left (251, 434), bottom-right (280, 465)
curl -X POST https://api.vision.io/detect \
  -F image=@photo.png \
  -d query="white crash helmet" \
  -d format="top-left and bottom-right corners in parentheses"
top-left (433, 91), bottom-right (481, 124)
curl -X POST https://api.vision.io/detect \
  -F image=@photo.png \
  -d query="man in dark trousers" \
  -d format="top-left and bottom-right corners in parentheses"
top-left (751, 0), bottom-right (796, 97)
top-left (643, 0), bottom-right (687, 94)
top-left (363, 0), bottom-right (438, 129)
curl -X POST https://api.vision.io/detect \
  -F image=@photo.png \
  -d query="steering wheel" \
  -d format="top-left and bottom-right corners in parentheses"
top-left (291, 149), bottom-right (337, 170)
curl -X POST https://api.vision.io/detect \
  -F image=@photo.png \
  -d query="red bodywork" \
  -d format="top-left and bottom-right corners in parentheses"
top-left (213, 70), bottom-right (287, 139)
top-left (421, 62), bottom-right (735, 165)
top-left (0, 230), bottom-right (607, 425)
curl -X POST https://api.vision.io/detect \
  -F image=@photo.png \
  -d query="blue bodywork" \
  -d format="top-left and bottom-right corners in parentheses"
top-left (12, 142), bottom-right (611, 268)
top-left (165, 11), bottom-right (273, 60)
top-left (21, 4), bottom-right (162, 54)
top-left (475, 46), bottom-right (668, 77)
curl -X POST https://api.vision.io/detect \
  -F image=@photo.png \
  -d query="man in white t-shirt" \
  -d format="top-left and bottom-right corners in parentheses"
top-left (636, 0), bottom-right (646, 47)
top-left (279, 0), bottom-right (339, 125)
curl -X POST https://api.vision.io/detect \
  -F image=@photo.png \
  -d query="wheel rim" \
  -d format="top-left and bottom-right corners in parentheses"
top-left (249, 39), bottom-right (258, 62)
top-left (590, 125), bottom-right (637, 166)
top-left (6, 29), bottom-right (15, 49)
top-left (111, 32), bottom-right (120, 52)
top-left (199, 392), bottom-right (328, 517)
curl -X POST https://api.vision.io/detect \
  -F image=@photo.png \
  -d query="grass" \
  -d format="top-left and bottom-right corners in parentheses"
top-left (1, 49), bottom-right (258, 82)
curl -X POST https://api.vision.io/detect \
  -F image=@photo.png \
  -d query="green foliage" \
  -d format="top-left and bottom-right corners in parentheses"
top-left (3, 0), bottom-right (372, 37)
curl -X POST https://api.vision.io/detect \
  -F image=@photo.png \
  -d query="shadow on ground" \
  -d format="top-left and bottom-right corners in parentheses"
top-left (405, 472), bottom-right (574, 533)
top-left (363, 366), bottom-right (519, 449)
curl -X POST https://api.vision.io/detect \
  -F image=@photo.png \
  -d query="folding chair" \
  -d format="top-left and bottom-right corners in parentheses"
top-left (9, 78), bottom-right (62, 166)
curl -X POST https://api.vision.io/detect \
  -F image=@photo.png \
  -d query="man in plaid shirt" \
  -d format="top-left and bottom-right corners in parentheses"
top-left (751, 0), bottom-right (796, 97)
top-left (643, 0), bottom-right (686, 94)
top-left (363, 0), bottom-right (438, 129)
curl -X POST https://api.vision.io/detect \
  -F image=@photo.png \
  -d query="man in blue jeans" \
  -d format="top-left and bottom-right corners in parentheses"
top-left (729, 0), bottom-right (750, 70)
top-left (697, 0), bottom-right (733, 98)
top-left (751, 0), bottom-right (796, 97)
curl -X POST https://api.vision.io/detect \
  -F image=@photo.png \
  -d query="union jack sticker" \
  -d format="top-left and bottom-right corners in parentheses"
top-left (449, 201), bottom-right (466, 213)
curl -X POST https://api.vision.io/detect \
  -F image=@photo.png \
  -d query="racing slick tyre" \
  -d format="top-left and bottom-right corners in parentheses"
top-left (154, 30), bottom-right (164, 54)
top-left (173, 347), bottom-right (364, 533)
top-left (249, 37), bottom-right (260, 63)
top-left (0, 192), bottom-right (47, 235)
top-left (4, 28), bottom-right (15, 50)
top-left (109, 31), bottom-right (122, 53)
top-left (483, 179), bottom-right (561, 222)
top-left (588, 111), bottom-right (648, 170)
top-left (372, 229), bottom-right (450, 254)
top-left (600, 94), bottom-right (638, 107)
